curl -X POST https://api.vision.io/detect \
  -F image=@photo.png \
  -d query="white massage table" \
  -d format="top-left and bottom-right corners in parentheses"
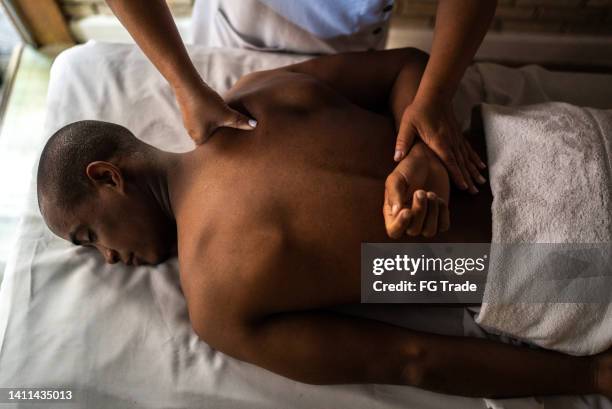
top-left (1, 42), bottom-right (611, 409)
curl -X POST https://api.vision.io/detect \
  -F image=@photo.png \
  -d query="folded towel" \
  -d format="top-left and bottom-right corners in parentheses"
top-left (476, 102), bottom-right (612, 355)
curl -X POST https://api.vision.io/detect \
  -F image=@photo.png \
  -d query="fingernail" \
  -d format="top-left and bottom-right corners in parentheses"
top-left (460, 181), bottom-right (468, 190)
top-left (417, 191), bottom-right (426, 200)
top-left (248, 119), bottom-right (258, 128)
top-left (480, 161), bottom-right (486, 169)
top-left (391, 204), bottom-right (399, 215)
top-left (394, 150), bottom-right (404, 162)
top-left (477, 175), bottom-right (486, 184)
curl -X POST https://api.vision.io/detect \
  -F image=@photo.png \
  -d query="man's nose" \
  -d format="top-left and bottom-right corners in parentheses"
top-left (102, 247), bottom-right (119, 264)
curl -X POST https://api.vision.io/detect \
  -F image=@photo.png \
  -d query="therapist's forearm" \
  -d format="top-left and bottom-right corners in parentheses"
top-left (105, 0), bottom-right (203, 91)
top-left (417, 0), bottom-right (497, 102)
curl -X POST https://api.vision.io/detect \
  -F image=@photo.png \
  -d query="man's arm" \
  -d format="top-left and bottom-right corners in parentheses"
top-left (181, 206), bottom-right (612, 399)
top-left (188, 236), bottom-right (600, 398)
top-left (193, 302), bottom-right (600, 397)
top-left (277, 47), bottom-right (429, 132)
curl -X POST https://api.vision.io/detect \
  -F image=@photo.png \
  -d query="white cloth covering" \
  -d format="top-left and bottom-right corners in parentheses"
top-left (1, 42), bottom-right (612, 409)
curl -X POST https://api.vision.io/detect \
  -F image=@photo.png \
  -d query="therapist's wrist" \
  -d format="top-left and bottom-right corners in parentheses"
top-left (411, 88), bottom-right (454, 115)
top-left (173, 77), bottom-right (220, 107)
top-left (168, 62), bottom-right (209, 94)
top-left (414, 86), bottom-right (453, 108)
top-left (413, 73), bottom-right (460, 107)
top-left (171, 74), bottom-right (205, 95)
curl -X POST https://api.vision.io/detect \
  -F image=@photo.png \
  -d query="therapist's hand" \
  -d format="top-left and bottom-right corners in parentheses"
top-left (175, 82), bottom-right (257, 145)
top-left (394, 96), bottom-right (486, 194)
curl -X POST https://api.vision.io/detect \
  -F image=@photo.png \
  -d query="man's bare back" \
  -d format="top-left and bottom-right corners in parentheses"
top-left (171, 68), bottom-right (493, 326)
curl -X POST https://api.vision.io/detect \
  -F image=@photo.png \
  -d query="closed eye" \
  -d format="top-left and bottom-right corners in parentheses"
top-left (86, 229), bottom-right (97, 246)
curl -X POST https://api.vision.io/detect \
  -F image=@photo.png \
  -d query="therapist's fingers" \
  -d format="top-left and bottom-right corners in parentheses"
top-left (194, 109), bottom-right (257, 144)
top-left (394, 117), bottom-right (418, 162)
top-left (453, 141), bottom-right (477, 194)
top-left (457, 141), bottom-right (479, 194)
top-left (460, 138), bottom-right (486, 185)
top-left (464, 137), bottom-right (486, 170)
top-left (466, 157), bottom-right (486, 187)
top-left (221, 108), bottom-right (258, 131)
top-left (177, 85), bottom-right (257, 145)
top-left (430, 138), bottom-right (467, 191)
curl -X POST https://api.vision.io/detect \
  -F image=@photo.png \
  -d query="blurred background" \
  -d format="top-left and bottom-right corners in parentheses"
top-left (0, 0), bottom-right (610, 278)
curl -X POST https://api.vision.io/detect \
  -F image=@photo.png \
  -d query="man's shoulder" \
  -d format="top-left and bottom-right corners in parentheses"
top-left (226, 68), bottom-right (343, 114)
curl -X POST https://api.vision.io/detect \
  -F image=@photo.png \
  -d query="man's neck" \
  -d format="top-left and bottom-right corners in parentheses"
top-left (144, 150), bottom-right (181, 222)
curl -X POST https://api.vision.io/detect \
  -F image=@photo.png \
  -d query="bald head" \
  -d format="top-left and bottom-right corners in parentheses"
top-left (36, 120), bottom-right (176, 266)
top-left (37, 120), bottom-right (148, 216)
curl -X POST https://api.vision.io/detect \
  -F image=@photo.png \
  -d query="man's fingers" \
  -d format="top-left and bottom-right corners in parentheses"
top-left (386, 209), bottom-right (412, 239)
top-left (406, 190), bottom-right (428, 236)
top-left (383, 175), bottom-right (410, 239)
top-left (422, 192), bottom-right (439, 238)
top-left (438, 198), bottom-right (450, 233)
top-left (384, 173), bottom-right (408, 217)
top-left (395, 120), bottom-right (418, 162)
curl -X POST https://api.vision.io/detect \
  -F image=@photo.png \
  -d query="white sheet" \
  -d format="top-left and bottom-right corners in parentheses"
top-left (0, 42), bottom-right (611, 409)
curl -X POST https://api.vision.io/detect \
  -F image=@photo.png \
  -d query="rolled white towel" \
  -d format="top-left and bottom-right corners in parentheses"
top-left (476, 102), bottom-right (612, 356)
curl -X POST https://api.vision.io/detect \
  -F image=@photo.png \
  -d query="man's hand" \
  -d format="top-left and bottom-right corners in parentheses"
top-left (384, 143), bottom-right (450, 239)
top-left (385, 189), bottom-right (449, 239)
top-left (394, 96), bottom-right (486, 193)
top-left (175, 83), bottom-right (257, 145)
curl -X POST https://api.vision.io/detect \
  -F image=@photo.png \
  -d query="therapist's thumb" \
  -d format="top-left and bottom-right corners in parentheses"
top-left (395, 117), bottom-right (417, 162)
top-left (223, 109), bottom-right (258, 131)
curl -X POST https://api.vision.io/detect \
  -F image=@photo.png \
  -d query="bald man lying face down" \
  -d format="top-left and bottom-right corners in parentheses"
top-left (38, 48), bottom-right (611, 397)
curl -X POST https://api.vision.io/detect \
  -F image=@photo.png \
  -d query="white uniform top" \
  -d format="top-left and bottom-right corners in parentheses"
top-left (192, 0), bottom-right (394, 54)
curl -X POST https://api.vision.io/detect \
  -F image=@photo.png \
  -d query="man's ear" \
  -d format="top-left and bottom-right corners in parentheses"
top-left (85, 161), bottom-right (124, 193)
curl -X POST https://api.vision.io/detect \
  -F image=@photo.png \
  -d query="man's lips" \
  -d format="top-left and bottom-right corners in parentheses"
top-left (124, 252), bottom-right (152, 266)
